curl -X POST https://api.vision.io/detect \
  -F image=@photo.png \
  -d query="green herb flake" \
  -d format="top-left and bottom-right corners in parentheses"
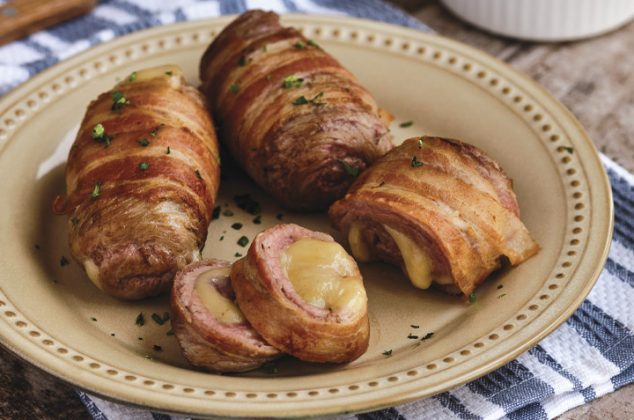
top-left (166, 146), bottom-right (171, 155)
top-left (135, 313), bottom-right (145, 326)
top-left (293, 95), bottom-right (309, 105)
top-left (399, 121), bottom-right (413, 128)
top-left (60, 256), bottom-right (70, 267)
top-left (421, 332), bottom-right (434, 341)
top-left (195, 169), bottom-right (202, 179)
top-left (231, 222), bottom-right (243, 230)
top-left (564, 147), bottom-right (574, 154)
top-left (111, 90), bottom-right (128, 111)
top-left (338, 159), bottom-right (359, 178)
top-left (307, 39), bottom-right (320, 48)
top-left (165, 71), bottom-right (173, 76)
top-left (234, 252), bottom-right (242, 257)
top-left (407, 333), bottom-right (419, 339)
top-left (219, 235), bottom-right (224, 241)
top-left (138, 162), bottom-right (149, 171)
top-left (151, 313), bottom-right (164, 325)
top-left (293, 41), bottom-right (305, 49)
top-left (262, 362), bottom-right (278, 374)
top-left (152, 345), bottom-right (162, 352)
top-left (212, 206), bottom-right (221, 220)
top-left (149, 126), bottom-right (161, 137)
top-left (71, 217), bottom-right (80, 226)
top-left (137, 138), bottom-right (149, 147)
top-left (410, 324), bottom-right (419, 329)
top-left (469, 293), bottom-right (477, 304)
top-left (282, 74), bottom-right (304, 89)
top-left (91, 182), bottom-right (102, 199)
top-left (417, 138), bottom-right (425, 148)
top-left (234, 193), bottom-right (261, 215)
top-left (411, 156), bottom-right (424, 168)
top-left (237, 236), bottom-right (249, 247)
top-left (252, 215), bottom-right (262, 224)
top-left (144, 354), bottom-right (153, 360)
top-left (497, 293), bottom-right (507, 299)
top-left (92, 123), bottom-right (105, 139)
top-left (222, 209), bottom-right (234, 217)
top-left (382, 349), bottom-right (393, 357)
top-left (229, 83), bottom-right (240, 94)
top-left (238, 55), bottom-right (249, 66)
top-left (128, 71), bottom-right (137, 82)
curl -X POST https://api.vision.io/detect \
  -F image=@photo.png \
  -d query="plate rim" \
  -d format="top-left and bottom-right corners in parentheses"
top-left (0, 13), bottom-right (614, 418)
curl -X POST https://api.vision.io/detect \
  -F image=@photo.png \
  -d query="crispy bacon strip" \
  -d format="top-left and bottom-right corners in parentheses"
top-left (199, 10), bottom-right (392, 211)
top-left (329, 136), bottom-right (539, 296)
top-left (59, 65), bottom-right (220, 300)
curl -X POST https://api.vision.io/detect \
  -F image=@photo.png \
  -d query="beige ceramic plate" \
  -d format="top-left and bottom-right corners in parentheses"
top-left (0, 15), bottom-right (612, 418)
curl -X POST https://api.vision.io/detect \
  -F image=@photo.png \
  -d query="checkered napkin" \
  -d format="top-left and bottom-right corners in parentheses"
top-left (2, 1), bottom-right (633, 419)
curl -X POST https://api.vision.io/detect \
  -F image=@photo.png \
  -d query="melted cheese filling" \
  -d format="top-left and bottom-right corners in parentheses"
top-left (348, 222), bottom-right (373, 263)
top-left (83, 259), bottom-right (102, 290)
top-left (194, 267), bottom-right (245, 324)
top-left (281, 238), bottom-right (365, 313)
top-left (383, 225), bottom-right (434, 290)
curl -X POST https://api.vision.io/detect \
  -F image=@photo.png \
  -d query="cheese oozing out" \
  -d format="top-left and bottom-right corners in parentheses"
top-left (194, 267), bottom-right (245, 324)
top-left (281, 238), bottom-right (366, 313)
top-left (383, 225), bottom-right (435, 290)
top-left (84, 259), bottom-right (102, 290)
top-left (348, 222), bottom-right (373, 263)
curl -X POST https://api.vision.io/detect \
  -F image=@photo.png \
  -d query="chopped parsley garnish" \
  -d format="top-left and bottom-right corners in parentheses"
top-left (166, 146), bottom-right (171, 154)
top-left (234, 193), bottom-right (261, 215)
top-left (262, 362), bottom-right (278, 373)
top-left (237, 236), bottom-right (249, 247)
top-left (137, 138), bottom-right (149, 147)
top-left (293, 41), bottom-right (305, 49)
top-left (307, 39), bottom-right (320, 48)
top-left (60, 256), bottom-right (70, 267)
top-left (238, 55), bottom-right (249, 66)
top-left (417, 138), bottom-right (424, 148)
top-left (222, 209), bottom-right (234, 217)
top-left (151, 313), bottom-right (164, 325)
top-left (399, 121), bottom-right (413, 128)
top-left (229, 83), bottom-right (240, 93)
top-left (497, 293), bottom-right (507, 299)
top-left (231, 222), bottom-right (243, 230)
top-left (128, 71), bottom-right (137, 82)
top-left (293, 91), bottom-right (324, 106)
top-left (234, 252), bottom-right (242, 257)
top-left (138, 162), bottom-right (149, 171)
top-left (165, 71), bottom-right (173, 76)
top-left (421, 332), bottom-right (434, 341)
top-left (150, 125), bottom-right (163, 137)
top-left (212, 206), bottom-right (221, 220)
top-left (410, 324), bottom-right (419, 329)
top-left (135, 313), bottom-right (145, 326)
top-left (111, 91), bottom-right (128, 111)
top-left (91, 182), bottom-right (102, 199)
top-left (91, 123), bottom-right (112, 147)
top-left (338, 160), bottom-right (359, 178)
top-left (407, 333), bottom-right (419, 339)
top-left (282, 75), bottom-right (304, 89)
top-left (411, 156), bottom-right (424, 167)
top-left (152, 345), bottom-right (162, 352)
top-left (564, 147), bottom-right (574, 154)
top-left (252, 215), bottom-right (262, 224)
top-left (195, 169), bottom-right (202, 179)
top-left (382, 349), bottom-right (393, 357)
top-left (469, 293), bottom-right (477, 304)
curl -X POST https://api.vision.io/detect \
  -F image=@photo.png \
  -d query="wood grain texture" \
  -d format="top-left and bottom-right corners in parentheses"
top-left (0, 2), bottom-right (632, 417)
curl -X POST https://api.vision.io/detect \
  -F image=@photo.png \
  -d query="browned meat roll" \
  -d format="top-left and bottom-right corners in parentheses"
top-left (231, 224), bottom-right (369, 363)
top-left (171, 259), bottom-right (281, 372)
top-left (54, 65), bottom-right (220, 300)
top-left (329, 136), bottom-right (540, 296)
top-left (199, 10), bottom-right (393, 211)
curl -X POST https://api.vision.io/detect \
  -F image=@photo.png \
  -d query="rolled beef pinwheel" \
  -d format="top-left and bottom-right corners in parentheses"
top-left (54, 65), bottom-right (220, 300)
top-left (199, 10), bottom-right (393, 211)
top-left (329, 136), bottom-right (540, 296)
top-left (231, 224), bottom-right (369, 363)
top-left (171, 260), bottom-right (281, 372)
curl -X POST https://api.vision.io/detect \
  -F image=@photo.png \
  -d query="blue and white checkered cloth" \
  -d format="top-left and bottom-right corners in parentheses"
top-left (2, 1), bottom-right (633, 419)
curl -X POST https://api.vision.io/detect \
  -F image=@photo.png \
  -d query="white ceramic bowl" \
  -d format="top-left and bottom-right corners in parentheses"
top-left (442, 0), bottom-right (634, 41)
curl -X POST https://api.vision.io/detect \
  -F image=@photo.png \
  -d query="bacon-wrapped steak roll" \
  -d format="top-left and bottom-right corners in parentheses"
top-left (329, 136), bottom-right (540, 296)
top-left (55, 65), bottom-right (220, 300)
top-left (231, 224), bottom-right (369, 363)
top-left (199, 10), bottom-right (393, 211)
top-left (171, 260), bottom-right (281, 372)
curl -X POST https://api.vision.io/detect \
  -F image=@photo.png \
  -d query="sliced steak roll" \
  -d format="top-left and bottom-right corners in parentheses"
top-left (199, 10), bottom-right (393, 211)
top-left (231, 224), bottom-right (369, 363)
top-left (54, 65), bottom-right (220, 300)
top-left (329, 136), bottom-right (540, 296)
top-left (171, 260), bottom-right (281, 372)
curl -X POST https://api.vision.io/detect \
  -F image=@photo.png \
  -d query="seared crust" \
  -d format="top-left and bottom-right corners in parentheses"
top-left (329, 136), bottom-right (540, 296)
top-left (171, 260), bottom-right (281, 372)
top-left (200, 10), bottom-right (392, 211)
top-left (230, 224), bottom-right (370, 363)
top-left (62, 67), bottom-right (220, 300)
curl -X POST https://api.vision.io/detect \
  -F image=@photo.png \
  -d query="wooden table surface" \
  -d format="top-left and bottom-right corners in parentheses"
top-left (1, 1), bottom-right (633, 418)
